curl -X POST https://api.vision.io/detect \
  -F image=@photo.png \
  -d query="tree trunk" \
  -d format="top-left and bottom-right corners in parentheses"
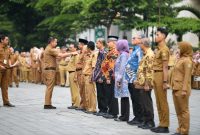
top-left (107, 24), bottom-right (111, 36)
top-left (177, 34), bottom-right (183, 41)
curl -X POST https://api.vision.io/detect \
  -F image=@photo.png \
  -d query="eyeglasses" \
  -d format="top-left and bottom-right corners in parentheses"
top-left (132, 37), bottom-right (141, 40)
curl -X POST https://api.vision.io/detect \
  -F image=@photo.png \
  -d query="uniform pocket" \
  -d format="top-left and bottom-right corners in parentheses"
top-left (173, 80), bottom-right (183, 90)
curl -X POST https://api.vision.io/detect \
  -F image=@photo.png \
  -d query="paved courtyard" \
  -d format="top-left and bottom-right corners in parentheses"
top-left (0, 83), bottom-right (200, 135)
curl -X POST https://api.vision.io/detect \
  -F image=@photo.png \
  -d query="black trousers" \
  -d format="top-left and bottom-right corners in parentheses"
top-left (96, 82), bottom-right (107, 113)
top-left (128, 83), bottom-right (143, 121)
top-left (120, 97), bottom-right (130, 121)
top-left (104, 80), bottom-right (119, 116)
top-left (140, 89), bottom-right (154, 123)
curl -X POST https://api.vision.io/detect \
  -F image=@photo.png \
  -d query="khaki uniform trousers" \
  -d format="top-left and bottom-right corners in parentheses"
top-left (32, 68), bottom-right (37, 83)
top-left (56, 68), bottom-right (60, 85)
top-left (173, 90), bottom-right (190, 135)
top-left (83, 75), bottom-right (97, 112)
top-left (153, 71), bottom-right (169, 127)
top-left (59, 65), bottom-right (69, 86)
top-left (69, 71), bottom-right (80, 107)
top-left (9, 67), bottom-right (19, 86)
top-left (19, 67), bottom-right (24, 82)
top-left (24, 69), bottom-right (31, 83)
top-left (0, 70), bottom-right (10, 104)
top-left (44, 70), bottom-right (56, 105)
top-left (77, 70), bottom-right (86, 109)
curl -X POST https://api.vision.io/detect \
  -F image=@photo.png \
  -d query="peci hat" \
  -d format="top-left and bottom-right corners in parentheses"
top-left (79, 38), bottom-right (88, 45)
top-left (107, 35), bottom-right (119, 41)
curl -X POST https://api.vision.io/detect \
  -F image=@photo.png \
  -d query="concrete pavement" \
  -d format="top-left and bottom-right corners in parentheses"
top-left (0, 82), bottom-right (200, 135)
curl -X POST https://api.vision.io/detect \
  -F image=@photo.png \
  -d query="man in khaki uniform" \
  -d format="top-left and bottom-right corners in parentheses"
top-left (168, 49), bottom-right (176, 87)
top-left (18, 52), bottom-right (24, 82)
top-left (59, 46), bottom-right (70, 87)
top-left (171, 41), bottom-right (193, 135)
top-left (8, 47), bottom-right (19, 87)
top-left (82, 41), bottom-right (97, 113)
top-left (30, 47), bottom-right (39, 83)
top-left (55, 47), bottom-right (61, 85)
top-left (66, 44), bottom-right (80, 109)
top-left (39, 47), bottom-right (44, 84)
top-left (151, 27), bottom-right (170, 133)
top-left (75, 38), bottom-right (88, 111)
top-left (43, 37), bottom-right (76, 109)
top-left (24, 52), bottom-right (31, 83)
top-left (0, 35), bottom-right (15, 107)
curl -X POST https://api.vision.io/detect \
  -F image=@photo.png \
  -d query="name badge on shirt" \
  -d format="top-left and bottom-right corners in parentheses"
top-left (3, 59), bottom-right (7, 64)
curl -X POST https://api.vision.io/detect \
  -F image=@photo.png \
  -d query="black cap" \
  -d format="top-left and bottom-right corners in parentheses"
top-left (79, 38), bottom-right (88, 45)
top-left (87, 41), bottom-right (95, 51)
top-left (107, 35), bottom-right (119, 41)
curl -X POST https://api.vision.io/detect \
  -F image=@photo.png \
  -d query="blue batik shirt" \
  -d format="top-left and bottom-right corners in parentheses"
top-left (125, 45), bottom-right (143, 83)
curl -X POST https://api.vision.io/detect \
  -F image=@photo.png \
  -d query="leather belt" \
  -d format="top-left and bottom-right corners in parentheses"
top-left (76, 68), bottom-right (82, 71)
top-left (68, 71), bottom-right (75, 74)
top-left (60, 64), bottom-right (67, 66)
top-left (168, 66), bottom-right (173, 70)
top-left (154, 70), bottom-right (163, 72)
top-left (44, 67), bottom-right (56, 70)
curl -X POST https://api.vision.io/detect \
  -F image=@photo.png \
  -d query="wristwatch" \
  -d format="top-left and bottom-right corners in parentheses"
top-left (163, 81), bottom-right (167, 83)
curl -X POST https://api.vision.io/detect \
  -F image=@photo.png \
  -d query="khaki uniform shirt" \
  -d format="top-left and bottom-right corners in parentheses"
top-left (82, 51), bottom-right (97, 75)
top-left (171, 57), bottom-right (193, 93)
top-left (43, 45), bottom-right (59, 69)
top-left (66, 54), bottom-right (79, 72)
top-left (59, 58), bottom-right (68, 66)
top-left (153, 43), bottom-right (170, 70)
top-left (31, 52), bottom-right (38, 68)
top-left (0, 45), bottom-right (11, 69)
top-left (168, 54), bottom-right (176, 67)
top-left (10, 53), bottom-right (18, 66)
top-left (76, 45), bottom-right (87, 70)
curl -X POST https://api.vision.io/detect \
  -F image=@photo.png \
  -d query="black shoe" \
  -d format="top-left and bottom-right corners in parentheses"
top-left (171, 133), bottom-right (181, 135)
top-left (75, 107), bottom-right (85, 111)
top-left (44, 105), bottom-right (56, 109)
top-left (93, 112), bottom-right (104, 116)
top-left (114, 117), bottom-right (126, 122)
top-left (16, 85), bottom-right (19, 88)
top-left (97, 112), bottom-right (107, 116)
top-left (4, 103), bottom-right (15, 107)
top-left (9, 85), bottom-right (13, 87)
top-left (141, 122), bottom-right (155, 129)
top-left (103, 114), bottom-right (117, 119)
top-left (67, 106), bottom-right (78, 109)
top-left (127, 120), bottom-right (142, 125)
top-left (138, 122), bottom-right (146, 128)
top-left (151, 126), bottom-right (169, 133)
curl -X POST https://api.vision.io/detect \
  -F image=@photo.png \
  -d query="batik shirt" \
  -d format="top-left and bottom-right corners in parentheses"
top-left (101, 48), bottom-right (119, 81)
top-left (92, 48), bottom-right (108, 82)
top-left (125, 45), bottom-right (143, 83)
top-left (135, 48), bottom-right (155, 89)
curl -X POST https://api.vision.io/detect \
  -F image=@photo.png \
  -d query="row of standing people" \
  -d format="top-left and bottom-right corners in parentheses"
top-left (43, 27), bottom-right (193, 135)
top-left (0, 28), bottom-right (194, 135)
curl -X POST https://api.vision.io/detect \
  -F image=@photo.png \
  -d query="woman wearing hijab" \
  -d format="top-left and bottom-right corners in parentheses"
top-left (171, 41), bottom-right (193, 135)
top-left (114, 39), bottom-right (130, 122)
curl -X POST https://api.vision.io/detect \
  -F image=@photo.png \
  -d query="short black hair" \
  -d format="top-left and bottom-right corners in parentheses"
top-left (157, 27), bottom-right (168, 38)
top-left (48, 37), bottom-right (56, 44)
top-left (0, 34), bottom-right (7, 42)
top-left (61, 46), bottom-right (66, 50)
top-left (73, 43), bottom-right (78, 50)
top-left (87, 41), bottom-right (95, 51)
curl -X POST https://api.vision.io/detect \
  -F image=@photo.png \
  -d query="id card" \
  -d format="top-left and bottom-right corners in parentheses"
top-left (194, 76), bottom-right (200, 82)
top-left (3, 59), bottom-right (7, 64)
